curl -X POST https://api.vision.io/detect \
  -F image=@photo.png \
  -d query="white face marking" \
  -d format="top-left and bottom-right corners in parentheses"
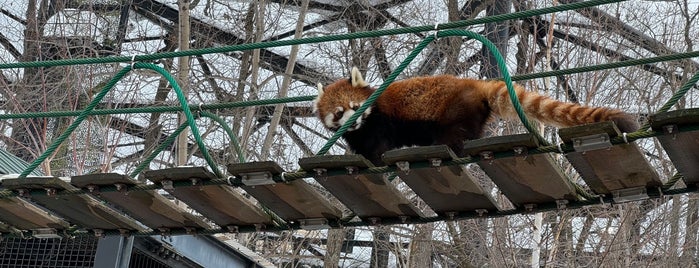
top-left (323, 112), bottom-right (335, 129)
top-left (338, 109), bottom-right (358, 131)
top-left (322, 101), bottom-right (374, 132)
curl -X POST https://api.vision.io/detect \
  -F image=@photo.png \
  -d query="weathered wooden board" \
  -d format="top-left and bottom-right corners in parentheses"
top-left (0, 196), bottom-right (69, 230)
top-left (1, 177), bottom-right (144, 231)
top-left (71, 173), bottom-right (210, 230)
top-left (229, 161), bottom-right (342, 221)
top-left (650, 108), bottom-right (699, 184)
top-left (144, 167), bottom-right (273, 227)
top-left (559, 122), bottom-right (662, 194)
top-left (382, 145), bottom-right (498, 215)
top-left (464, 134), bottom-right (579, 206)
top-left (299, 155), bottom-right (424, 219)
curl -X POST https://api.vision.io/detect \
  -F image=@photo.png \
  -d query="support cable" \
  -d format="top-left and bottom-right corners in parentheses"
top-left (0, 0), bottom-right (625, 70)
top-left (19, 62), bottom-right (221, 178)
top-left (0, 50), bottom-right (695, 121)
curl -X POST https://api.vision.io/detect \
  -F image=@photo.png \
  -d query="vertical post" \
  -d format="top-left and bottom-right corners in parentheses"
top-left (480, 0), bottom-right (511, 79)
top-left (531, 213), bottom-right (543, 267)
top-left (176, 0), bottom-right (191, 166)
top-left (94, 236), bottom-right (134, 268)
top-left (259, 0), bottom-right (309, 159)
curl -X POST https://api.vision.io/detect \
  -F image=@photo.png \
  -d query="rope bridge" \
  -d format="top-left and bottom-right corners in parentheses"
top-left (0, 0), bottom-right (697, 238)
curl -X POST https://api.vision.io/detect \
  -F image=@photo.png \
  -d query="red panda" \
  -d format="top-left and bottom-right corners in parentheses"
top-left (314, 67), bottom-right (638, 165)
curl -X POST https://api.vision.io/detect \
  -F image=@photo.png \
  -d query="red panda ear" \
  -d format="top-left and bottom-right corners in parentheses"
top-left (350, 67), bottom-right (368, 88)
top-left (316, 82), bottom-right (324, 95)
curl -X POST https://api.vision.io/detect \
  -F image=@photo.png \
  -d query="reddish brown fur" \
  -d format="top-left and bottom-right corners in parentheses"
top-left (317, 75), bottom-right (637, 131)
top-left (315, 70), bottom-right (638, 164)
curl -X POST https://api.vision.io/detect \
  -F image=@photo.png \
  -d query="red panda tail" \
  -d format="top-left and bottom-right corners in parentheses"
top-left (484, 81), bottom-right (639, 133)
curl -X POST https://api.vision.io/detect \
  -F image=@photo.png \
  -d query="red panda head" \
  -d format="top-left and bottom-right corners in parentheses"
top-left (314, 67), bottom-right (374, 132)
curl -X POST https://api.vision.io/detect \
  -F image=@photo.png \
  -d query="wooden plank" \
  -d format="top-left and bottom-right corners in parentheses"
top-left (463, 133), bottom-right (540, 156)
top-left (144, 167), bottom-right (273, 227)
top-left (228, 162), bottom-right (342, 221)
top-left (71, 173), bottom-right (210, 230)
top-left (558, 121), bottom-right (621, 144)
top-left (650, 109), bottom-right (699, 184)
top-left (1, 177), bottom-right (144, 231)
top-left (382, 145), bottom-right (498, 215)
top-left (558, 122), bottom-right (662, 194)
top-left (463, 134), bottom-right (579, 206)
top-left (299, 155), bottom-right (424, 219)
top-left (650, 108), bottom-right (699, 127)
top-left (0, 197), bottom-right (70, 230)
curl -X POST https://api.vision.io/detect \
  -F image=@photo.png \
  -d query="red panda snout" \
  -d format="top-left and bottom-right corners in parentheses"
top-left (320, 101), bottom-right (373, 132)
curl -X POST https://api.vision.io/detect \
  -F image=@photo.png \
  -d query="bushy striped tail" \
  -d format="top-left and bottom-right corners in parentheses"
top-left (486, 82), bottom-right (639, 133)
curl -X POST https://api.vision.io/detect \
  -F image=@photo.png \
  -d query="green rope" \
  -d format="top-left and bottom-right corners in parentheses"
top-left (511, 50), bottom-right (699, 82)
top-left (19, 62), bottom-right (221, 178)
top-left (196, 112), bottom-right (287, 228)
top-left (0, 96), bottom-right (315, 120)
top-left (18, 65), bottom-right (131, 178)
top-left (127, 112), bottom-right (286, 228)
top-left (0, 0), bottom-right (625, 70)
top-left (316, 29), bottom-right (547, 156)
top-left (0, 50), bottom-right (695, 121)
top-left (129, 111), bottom-right (245, 178)
top-left (130, 121), bottom-right (190, 178)
top-left (199, 111), bottom-right (246, 163)
top-left (638, 69), bottom-right (699, 131)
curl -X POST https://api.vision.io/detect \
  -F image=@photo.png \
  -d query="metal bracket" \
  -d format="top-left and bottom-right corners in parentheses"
top-left (556, 199), bottom-right (569, 209)
top-left (475, 209), bottom-right (488, 217)
top-left (86, 184), bottom-right (100, 194)
top-left (612, 186), bottom-right (649, 203)
top-left (513, 146), bottom-right (528, 157)
top-left (44, 188), bottom-right (57, 197)
top-left (114, 183), bottom-right (128, 193)
top-left (429, 158), bottom-right (442, 167)
top-left (160, 180), bottom-right (174, 190)
top-left (240, 171), bottom-right (276, 186)
top-left (226, 225), bottom-right (239, 233)
top-left (367, 217), bottom-right (381, 225)
top-left (395, 161), bottom-right (410, 172)
top-left (662, 124), bottom-right (677, 135)
top-left (300, 218), bottom-right (330, 230)
top-left (571, 133), bottom-right (613, 152)
top-left (32, 228), bottom-right (61, 239)
top-left (523, 203), bottom-right (536, 212)
top-left (93, 229), bottom-right (105, 238)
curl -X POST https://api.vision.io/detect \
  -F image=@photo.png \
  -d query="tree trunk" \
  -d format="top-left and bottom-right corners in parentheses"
top-left (259, 0), bottom-right (309, 160)
top-left (324, 228), bottom-right (346, 268)
top-left (371, 226), bottom-right (390, 268)
top-left (408, 223), bottom-right (433, 268)
top-left (176, 0), bottom-right (191, 166)
top-left (480, 0), bottom-right (511, 79)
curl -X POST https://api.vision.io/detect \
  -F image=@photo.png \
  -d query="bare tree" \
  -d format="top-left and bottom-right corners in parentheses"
top-left (0, 0), bottom-right (697, 267)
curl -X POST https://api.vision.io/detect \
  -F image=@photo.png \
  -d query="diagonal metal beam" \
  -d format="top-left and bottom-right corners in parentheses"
top-left (131, 0), bottom-right (333, 85)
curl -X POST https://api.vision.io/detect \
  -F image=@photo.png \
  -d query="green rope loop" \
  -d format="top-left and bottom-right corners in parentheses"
top-left (0, 0), bottom-right (625, 70)
top-left (196, 112), bottom-right (286, 228)
top-left (19, 62), bottom-right (221, 178)
top-left (18, 65), bottom-right (131, 178)
top-left (130, 121), bottom-right (190, 178)
top-left (316, 29), bottom-right (548, 156)
top-left (199, 111), bottom-right (245, 164)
